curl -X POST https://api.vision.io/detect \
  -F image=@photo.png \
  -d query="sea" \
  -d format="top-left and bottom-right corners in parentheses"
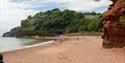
top-left (0, 37), bottom-right (51, 52)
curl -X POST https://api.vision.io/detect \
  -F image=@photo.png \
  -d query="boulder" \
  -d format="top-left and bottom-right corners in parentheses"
top-left (0, 53), bottom-right (3, 63)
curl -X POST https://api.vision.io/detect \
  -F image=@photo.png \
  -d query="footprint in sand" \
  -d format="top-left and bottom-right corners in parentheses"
top-left (58, 53), bottom-right (72, 62)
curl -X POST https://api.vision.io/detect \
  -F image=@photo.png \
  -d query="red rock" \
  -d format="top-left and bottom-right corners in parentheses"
top-left (102, 0), bottom-right (125, 48)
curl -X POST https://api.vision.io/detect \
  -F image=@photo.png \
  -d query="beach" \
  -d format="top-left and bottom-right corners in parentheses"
top-left (3, 36), bottom-right (125, 63)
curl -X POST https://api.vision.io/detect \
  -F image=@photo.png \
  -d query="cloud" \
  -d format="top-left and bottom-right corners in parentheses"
top-left (0, 0), bottom-right (38, 36)
top-left (9, 0), bottom-right (112, 12)
top-left (9, 0), bottom-right (68, 11)
top-left (66, 0), bottom-right (112, 12)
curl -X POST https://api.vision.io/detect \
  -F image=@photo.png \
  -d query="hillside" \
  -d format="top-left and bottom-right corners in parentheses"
top-left (3, 9), bottom-right (103, 37)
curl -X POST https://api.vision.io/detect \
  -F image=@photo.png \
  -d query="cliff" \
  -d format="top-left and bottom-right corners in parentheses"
top-left (102, 0), bottom-right (125, 48)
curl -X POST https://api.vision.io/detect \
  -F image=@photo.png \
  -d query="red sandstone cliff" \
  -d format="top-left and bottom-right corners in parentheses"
top-left (102, 0), bottom-right (125, 48)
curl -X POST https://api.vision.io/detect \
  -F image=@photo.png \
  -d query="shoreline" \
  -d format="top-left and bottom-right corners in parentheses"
top-left (1, 36), bottom-right (80, 53)
top-left (3, 36), bottom-right (125, 63)
top-left (2, 40), bottom-right (55, 53)
top-left (2, 35), bottom-right (85, 53)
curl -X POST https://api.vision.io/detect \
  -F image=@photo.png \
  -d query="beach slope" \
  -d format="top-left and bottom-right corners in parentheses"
top-left (3, 36), bottom-right (125, 63)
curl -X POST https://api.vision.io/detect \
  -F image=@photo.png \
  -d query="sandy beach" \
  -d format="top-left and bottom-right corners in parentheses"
top-left (3, 36), bottom-right (125, 63)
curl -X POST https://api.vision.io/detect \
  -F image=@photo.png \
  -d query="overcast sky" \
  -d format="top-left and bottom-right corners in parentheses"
top-left (0, 0), bottom-right (112, 36)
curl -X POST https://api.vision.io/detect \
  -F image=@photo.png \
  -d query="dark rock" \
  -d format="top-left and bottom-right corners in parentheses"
top-left (0, 53), bottom-right (3, 60)
top-left (0, 53), bottom-right (3, 63)
top-left (102, 0), bottom-right (125, 48)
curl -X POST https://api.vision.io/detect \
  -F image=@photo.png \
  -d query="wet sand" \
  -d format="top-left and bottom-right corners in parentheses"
top-left (3, 36), bottom-right (125, 63)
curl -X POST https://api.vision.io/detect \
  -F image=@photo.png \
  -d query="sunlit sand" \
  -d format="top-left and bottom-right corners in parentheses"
top-left (3, 36), bottom-right (125, 63)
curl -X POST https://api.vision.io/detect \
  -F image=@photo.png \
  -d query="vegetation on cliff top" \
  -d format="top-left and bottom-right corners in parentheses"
top-left (3, 8), bottom-right (103, 37)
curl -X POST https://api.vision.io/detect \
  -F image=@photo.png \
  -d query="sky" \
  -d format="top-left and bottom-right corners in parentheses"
top-left (0, 0), bottom-right (112, 36)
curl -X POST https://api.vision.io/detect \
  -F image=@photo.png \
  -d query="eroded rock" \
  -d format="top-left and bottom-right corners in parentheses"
top-left (102, 0), bottom-right (125, 48)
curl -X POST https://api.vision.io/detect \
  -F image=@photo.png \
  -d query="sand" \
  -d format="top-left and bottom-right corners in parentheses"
top-left (3, 36), bottom-right (125, 63)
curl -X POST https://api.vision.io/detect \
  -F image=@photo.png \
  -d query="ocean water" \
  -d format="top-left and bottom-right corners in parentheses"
top-left (0, 37), bottom-right (50, 52)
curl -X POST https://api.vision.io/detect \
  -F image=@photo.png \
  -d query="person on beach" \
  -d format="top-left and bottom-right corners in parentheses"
top-left (0, 53), bottom-right (4, 63)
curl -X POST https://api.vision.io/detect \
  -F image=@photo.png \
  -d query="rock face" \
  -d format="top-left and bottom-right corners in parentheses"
top-left (102, 0), bottom-right (125, 48)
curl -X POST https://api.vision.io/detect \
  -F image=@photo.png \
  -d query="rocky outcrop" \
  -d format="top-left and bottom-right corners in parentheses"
top-left (2, 32), bottom-right (15, 37)
top-left (102, 0), bottom-right (125, 48)
top-left (2, 27), bottom-right (20, 37)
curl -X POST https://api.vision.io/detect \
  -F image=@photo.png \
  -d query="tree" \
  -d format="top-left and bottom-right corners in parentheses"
top-left (27, 15), bottom-right (32, 19)
top-left (3, 8), bottom-right (103, 37)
